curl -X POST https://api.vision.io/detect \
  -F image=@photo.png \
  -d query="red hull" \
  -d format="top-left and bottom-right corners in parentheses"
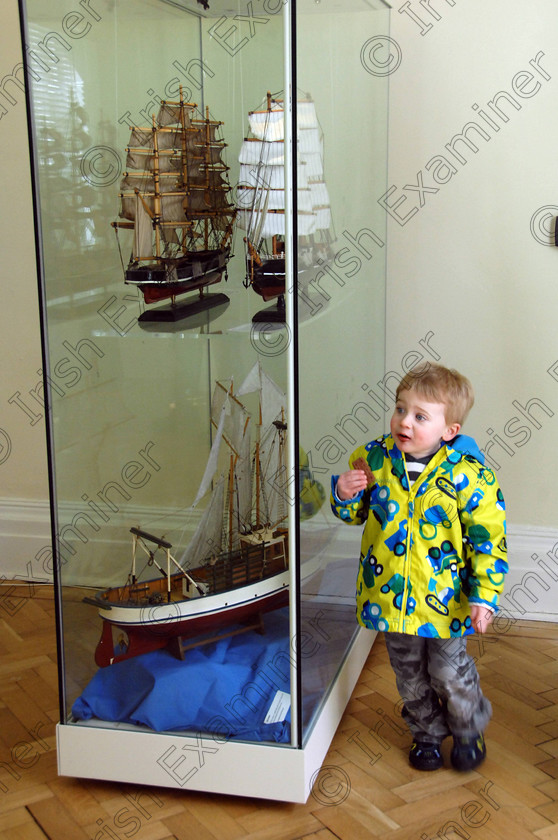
top-left (95, 588), bottom-right (289, 667)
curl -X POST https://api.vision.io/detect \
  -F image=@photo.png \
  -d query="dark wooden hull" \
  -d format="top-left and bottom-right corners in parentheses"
top-left (248, 256), bottom-right (285, 302)
top-left (126, 247), bottom-right (230, 304)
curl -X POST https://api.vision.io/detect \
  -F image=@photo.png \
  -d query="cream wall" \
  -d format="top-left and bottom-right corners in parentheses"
top-left (0, 5), bottom-right (49, 501)
top-left (386, 0), bottom-right (558, 616)
top-left (387, 0), bottom-right (557, 527)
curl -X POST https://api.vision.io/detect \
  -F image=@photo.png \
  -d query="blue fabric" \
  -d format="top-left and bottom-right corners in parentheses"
top-left (72, 611), bottom-right (292, 743)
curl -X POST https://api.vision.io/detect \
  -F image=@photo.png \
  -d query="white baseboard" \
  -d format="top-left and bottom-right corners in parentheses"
top-left (0, 498), bottom-right (192, 584)
top-left (0, 498), bottom-right (52, 581)
top-left (502, 526), bottom-right (558, 623)
top-left (1, 499), bottom-right (557, 622)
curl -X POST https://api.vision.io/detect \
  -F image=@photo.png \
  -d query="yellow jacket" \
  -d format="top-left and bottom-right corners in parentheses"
top-left (331, 434), bottom-right (507, 638)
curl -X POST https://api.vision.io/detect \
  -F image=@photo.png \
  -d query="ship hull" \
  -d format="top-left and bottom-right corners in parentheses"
top-left (94, 572), bottom-right (289, 667)
top-left (247, 248), bottom-right (335, 303)
top-left (249, 256), bottom-right (285, 302)
top-left (92, 532), bottom-right (291, 667)
top-left (126, 247), bottom-right (230, 305)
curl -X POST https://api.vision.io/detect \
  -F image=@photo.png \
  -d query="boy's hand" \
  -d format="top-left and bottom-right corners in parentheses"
top-left (470, 604), bottom-right (494, 634)
top-left (336, 469), bottom-right (369, 501)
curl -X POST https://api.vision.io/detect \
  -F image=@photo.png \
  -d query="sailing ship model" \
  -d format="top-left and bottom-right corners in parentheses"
top-left (90, 363), bottom-right (296, 667)
top-left (236, 92), bottom-right (333, 321)
top-left (112, 89), bottom-right (235, 321)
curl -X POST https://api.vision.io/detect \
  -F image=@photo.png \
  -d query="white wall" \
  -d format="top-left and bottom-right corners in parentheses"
top-left (387, 0), bottom-right (558, 618)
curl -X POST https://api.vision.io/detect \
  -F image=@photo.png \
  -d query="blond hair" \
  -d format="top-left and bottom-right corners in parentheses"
top-left (396, 363), bottom-right (474, 426)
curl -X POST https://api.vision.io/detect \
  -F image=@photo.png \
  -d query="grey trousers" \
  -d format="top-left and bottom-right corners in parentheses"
top-left (384, 633), bottom-right (492, 742)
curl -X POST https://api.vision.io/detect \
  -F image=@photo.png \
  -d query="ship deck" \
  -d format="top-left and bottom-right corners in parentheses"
top-left (99, 531), bottom-right (288, 607)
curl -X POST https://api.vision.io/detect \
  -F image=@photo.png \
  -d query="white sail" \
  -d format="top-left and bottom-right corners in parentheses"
top-left (297, 212), bottom-right (319, 236)
top-left (298, 127), bottom-right (322, 155)
top-left (237, 362), bottom-right (261, 397)
top-left (210, 379), bottom-right (231, 425)
top-left (240, 163), bottom-right (284, 191)
top-left (309, 181), bottom-right (329, 208)
top-left (238, 93), bottom-right (332, 254)
top-left (314, 207), bottom-right (332, 231)
top-left (248, 107), bottom-right (284, 141)
top-left (226, 399), bottom-right (249, 458)
top-left (180, 476), bottom-right (225, 568)
top-left (259, 420), bottom-right (286, 529)
top-left (301, 152), bottom-right (323, 180)
top-left (239, 163), bottom-right (309, 193)
top-left (237, 186), bottom-right (284, 212)
top-left (237, 362), bottom-right (285, 434)
top-left (297, 100), bottom-right (318, 128)
top-left (133, 194), bottom-right (152, 260)
top-left (239, 139), bottom-right (284, 166)
top-left (236, 209), bottom-right (285, 238)
top-left (210, 381), bottom-right (250, 461)
top-left (193, 392), bottom-right (228, 507)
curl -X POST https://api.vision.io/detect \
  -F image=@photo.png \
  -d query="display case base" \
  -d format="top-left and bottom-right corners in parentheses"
top-left (57, 628), bottom-right (375, 803)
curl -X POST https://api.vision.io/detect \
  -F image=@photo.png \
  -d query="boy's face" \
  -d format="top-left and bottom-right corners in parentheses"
top-left (390, 389), bottom-right (461, 458)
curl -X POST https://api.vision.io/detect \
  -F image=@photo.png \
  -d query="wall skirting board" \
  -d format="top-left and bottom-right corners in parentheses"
top-left (1, 498), bottom-right (558, 622)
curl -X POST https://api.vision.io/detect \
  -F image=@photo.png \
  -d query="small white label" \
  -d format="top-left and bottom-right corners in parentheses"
top-left (264, 690), bottom-right (291, 724)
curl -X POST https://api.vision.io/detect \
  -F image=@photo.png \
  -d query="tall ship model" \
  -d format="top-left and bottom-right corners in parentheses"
top-left (236, 92), bottom-right (333, 321)
top-left (112, 89), bottom-right (235, 320)
top-left (89, 363), bottom-right (302, 667)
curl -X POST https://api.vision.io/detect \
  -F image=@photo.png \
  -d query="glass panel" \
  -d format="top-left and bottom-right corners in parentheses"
top-left (24, 0), bottom-right (296, 745)
top-left (295, 0), bottom-right (390, 740)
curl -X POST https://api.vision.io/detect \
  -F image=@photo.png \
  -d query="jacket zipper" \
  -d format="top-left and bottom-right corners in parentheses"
top-left (399, 458), bottom-right (414, 632)
top-left (397, 449), bottom-right (443, 632)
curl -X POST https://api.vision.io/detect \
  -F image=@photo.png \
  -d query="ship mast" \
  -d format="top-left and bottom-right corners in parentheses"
top-left (178, 86), bottom-right (190, 256)
top-left (151, 113), bottom-right (163, 262)
top-left (204, 106), bottom-right (211, 251)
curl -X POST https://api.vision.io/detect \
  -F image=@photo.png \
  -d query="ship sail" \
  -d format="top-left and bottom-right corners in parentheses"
top-left (180, 366), bottom-right (286, 566)
top-left (112, 89), bottom-right (235, 310)
top-left (236, 91), bottom-right (333, 307)
top-left (180, 476), bottom-right (225, 569)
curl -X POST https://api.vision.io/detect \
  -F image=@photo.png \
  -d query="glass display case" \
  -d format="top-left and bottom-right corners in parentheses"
top-left (20, 0), bottom-right (390, 802)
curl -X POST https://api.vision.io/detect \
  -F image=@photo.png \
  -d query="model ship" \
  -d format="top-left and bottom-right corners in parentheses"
top-left (90, 363), bottom-right (296, 667)
top-left (236, 92), bottom-right (333, 320)
top-left (112, 89), bottom-right (235, 320)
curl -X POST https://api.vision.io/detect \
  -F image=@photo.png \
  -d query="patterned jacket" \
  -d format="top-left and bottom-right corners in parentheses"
top-left (331, 434), bottom-right (507, 638)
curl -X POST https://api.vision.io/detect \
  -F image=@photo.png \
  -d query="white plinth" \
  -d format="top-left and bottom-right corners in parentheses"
top-left (57, 627), bottom-right (374, 803)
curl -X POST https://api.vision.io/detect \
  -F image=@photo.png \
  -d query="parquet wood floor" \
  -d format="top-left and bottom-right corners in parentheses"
top-left (2, 584), bottom-right (558, 839)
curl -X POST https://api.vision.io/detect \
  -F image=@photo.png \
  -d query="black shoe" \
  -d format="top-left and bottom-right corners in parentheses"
top-left (409, 741), bottom-right (443, 771)
top-left (450, 733), bottom-right (486, 771)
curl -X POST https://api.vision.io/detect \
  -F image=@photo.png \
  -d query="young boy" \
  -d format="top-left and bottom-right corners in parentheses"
top-left (331, 363), bottom-right (507, 771)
